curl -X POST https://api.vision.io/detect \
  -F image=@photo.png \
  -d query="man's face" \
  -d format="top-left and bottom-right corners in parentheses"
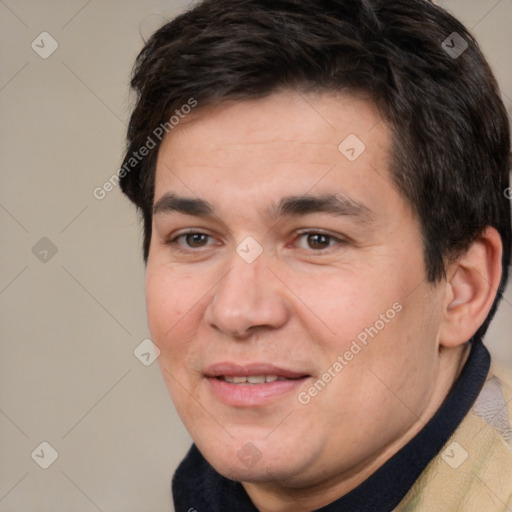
top-left (146, 92), bottom-right (445, 488)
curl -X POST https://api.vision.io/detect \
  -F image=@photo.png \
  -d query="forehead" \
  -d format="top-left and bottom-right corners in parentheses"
top-left (153, 91), bottom-right (397, 219)
top-left (157, 91), bottom-right (387, 165)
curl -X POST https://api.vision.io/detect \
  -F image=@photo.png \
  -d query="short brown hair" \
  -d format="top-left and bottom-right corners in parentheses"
top-left (120, 0), bottom-right (511, 340)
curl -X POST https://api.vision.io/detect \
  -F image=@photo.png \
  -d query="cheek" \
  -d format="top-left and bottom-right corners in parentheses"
top-left (145, 266), bottom-right (201, 352)
top-left (353, 288), bottom-right (442, 417)
top-left (285, 269), bottom-right (397, 349)
top-left (145, 268), bottom-right (209, 418)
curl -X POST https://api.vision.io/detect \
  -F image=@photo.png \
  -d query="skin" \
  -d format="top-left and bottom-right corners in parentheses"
top-left (145, 91), bottom-right (501, 511)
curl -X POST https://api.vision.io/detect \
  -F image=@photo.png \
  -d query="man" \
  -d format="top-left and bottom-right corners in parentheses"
top-left (120, 0), bottom-right (512, 510)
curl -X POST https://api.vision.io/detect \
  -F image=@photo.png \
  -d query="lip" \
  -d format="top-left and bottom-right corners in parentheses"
top-left (204, 362), bottom-right (310, 379)
top-left (204, 362), bottom-right (311, 407)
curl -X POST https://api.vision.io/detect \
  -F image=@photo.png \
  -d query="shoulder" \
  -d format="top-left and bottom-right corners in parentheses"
top-left (397, 364), bottom-right (512, 512)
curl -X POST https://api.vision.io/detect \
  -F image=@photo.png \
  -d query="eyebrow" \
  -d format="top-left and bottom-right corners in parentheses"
top-left (153, 194), bottom-right (213, 216)
top-left (267, 194), bottom-right (374, 221)
top-left (153, 192), bottom-right (374, 221)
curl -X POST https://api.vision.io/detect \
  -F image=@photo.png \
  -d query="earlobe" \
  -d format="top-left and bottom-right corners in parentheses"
top-left (439, 227), bottom-right (503, 348)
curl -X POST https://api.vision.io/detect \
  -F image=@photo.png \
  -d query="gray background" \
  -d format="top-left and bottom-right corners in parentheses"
top-left (1, 1), bottom-right (511, 510)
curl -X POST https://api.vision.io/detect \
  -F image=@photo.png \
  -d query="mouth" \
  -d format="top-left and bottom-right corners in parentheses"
top-left (204, 362), bottom-right (312, 406)
top-left (215, 374), bottom-right (305, 384)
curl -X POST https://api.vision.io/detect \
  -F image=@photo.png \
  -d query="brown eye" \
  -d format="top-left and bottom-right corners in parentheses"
top-left (294, 231), bottom-right (345, 252)
top-left (306, 233), bottom-right (332, 250)
top-left (184, 233), bottom-right (209, 247)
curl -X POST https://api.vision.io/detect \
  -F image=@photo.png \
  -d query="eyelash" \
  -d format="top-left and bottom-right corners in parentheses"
top-left (166, 231), bottom-right (218, 251)
top-left (293, 229), bottom-right (347, 251)
top-left (165, 229), bottom-right (347, 253)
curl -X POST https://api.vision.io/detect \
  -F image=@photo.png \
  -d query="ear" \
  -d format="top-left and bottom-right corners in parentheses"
top-left (439, 226), bottom-right (503, 348)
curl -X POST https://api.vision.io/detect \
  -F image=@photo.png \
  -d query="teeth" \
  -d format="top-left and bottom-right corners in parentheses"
top-left (247, 375), bottom-right (265, 384)
top-left (223, 375), bottom-right (283, 384)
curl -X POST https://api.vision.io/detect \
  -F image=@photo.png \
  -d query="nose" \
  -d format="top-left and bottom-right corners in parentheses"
top-left (203, 252), bottom-right (290, 339)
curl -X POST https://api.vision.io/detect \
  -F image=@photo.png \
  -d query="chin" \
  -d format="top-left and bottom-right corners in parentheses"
top-left (198, 434), bottom-right (315, 485)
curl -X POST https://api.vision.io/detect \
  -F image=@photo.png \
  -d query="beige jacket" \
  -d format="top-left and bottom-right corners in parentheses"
top-left (397, 364), bottom-right (512, 511)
